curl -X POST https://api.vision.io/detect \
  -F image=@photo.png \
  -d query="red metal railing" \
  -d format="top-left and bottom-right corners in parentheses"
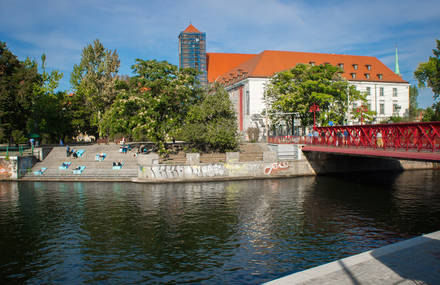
top-left (268, 122), bottom-right (440, 152)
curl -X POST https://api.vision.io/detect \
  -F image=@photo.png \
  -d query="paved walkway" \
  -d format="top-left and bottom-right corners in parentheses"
top-left (266, 231), bottom-right (440, 285)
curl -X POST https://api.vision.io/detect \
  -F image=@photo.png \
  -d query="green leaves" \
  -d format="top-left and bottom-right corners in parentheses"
top-left (264, 63), bottom-right (365, 127)
top-left (70, 39), bottom-right (120, 137)
top-left (415, 39), bottom-right (440, 100)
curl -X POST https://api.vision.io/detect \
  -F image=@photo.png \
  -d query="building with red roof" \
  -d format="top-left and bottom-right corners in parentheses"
top-left (180, 25), bottom-right (409, 137)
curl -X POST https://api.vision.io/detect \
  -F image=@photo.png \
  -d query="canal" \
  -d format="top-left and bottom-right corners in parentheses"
top-left (1, 170), bottom-right (440, 284)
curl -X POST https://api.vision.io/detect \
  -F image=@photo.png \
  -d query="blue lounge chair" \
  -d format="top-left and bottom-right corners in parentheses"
top-left (59, 162), bottom-right (72, 170)
top-left (73, 166), bottom-right (86, 174)
top-left (33, 167), bottom-right (47, 175)
top-left (76, 149), bottom-right (85, 157)
top-left (112, 162), bottom-right (124, 170)
top-left (95, 153), bottom-right (107, 161)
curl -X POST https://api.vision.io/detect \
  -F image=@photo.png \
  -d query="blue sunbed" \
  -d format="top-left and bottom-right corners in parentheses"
top-left (33, 167), bottom-right (47, 175)
top-left (73, 166), bottom-right (86, 174)
top-left (76, 149), bottom-right (85, 157)
top-left (59, 162), bottom-right (72, 170)
top-left (112, 163), bottom-right (124, 170)
top-left (95, 153), bottom-right (107, 161)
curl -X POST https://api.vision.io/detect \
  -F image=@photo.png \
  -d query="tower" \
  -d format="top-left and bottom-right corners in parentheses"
top-left (178, 24), bottom-right (207, 84)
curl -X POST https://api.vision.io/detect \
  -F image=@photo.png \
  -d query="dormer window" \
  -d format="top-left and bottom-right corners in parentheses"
top-left (338, 63), bottom-right (344, 69)
top-left (366, 64), bottom-right (371, 70)
top-left (377, 73), bottom-right (383, 80)
top-left (353, 64), bottom-right (358, 70)
top-left (351, 73), bottom-right (356, 79)
top-left (324, 62), bottom-right (330, 65)
top-left (365, 73), bottom-right (370, 79)
top-left (309, 61), bottom-right (315, 66)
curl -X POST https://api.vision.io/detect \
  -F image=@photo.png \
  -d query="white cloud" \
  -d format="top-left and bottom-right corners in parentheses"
top-left (1, 0), bottom-right (438, 105)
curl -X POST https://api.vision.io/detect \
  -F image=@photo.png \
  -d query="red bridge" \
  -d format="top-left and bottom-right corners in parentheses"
top-left (268, 122), bottom-right (440, 162)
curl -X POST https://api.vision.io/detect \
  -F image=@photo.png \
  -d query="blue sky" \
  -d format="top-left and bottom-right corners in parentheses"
top-left (1, 0), bottom-right (439, 107)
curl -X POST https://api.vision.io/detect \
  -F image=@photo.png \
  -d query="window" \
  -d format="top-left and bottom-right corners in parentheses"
top-left (378, 74), bottom-right (383, 80)
top-left (353, 64), bottom-right (358, 70)
top-left (365, 73), bottom-right (370, 79)
top-left (351, 73), bottom-right (356, 79)
top-left (393, 103), bottom-right (400, 113)
top-left (366, 64), bottom-right (371, 70)
top-left (380, 103), bottom-right (385, 115)
top-left (380, 87), bottom-right (384, 96)
top-left (368, 101), bottom-right (372, 110)
top-left (366, 87), bottom-right (371, 96)
top-left (324, 62), bottom-right (330, 65)
top-left (309, 61), bottom-right (315, 66)
top-left (338, 63), bottom-right (344, 69)
top-left (393, 88), bottom-right (398, 97)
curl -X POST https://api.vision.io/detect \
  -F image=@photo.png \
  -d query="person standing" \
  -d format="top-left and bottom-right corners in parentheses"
top-left (66, 145), bottom-right (70, 157)
top-left (376, 131), bottom-right (383, 148)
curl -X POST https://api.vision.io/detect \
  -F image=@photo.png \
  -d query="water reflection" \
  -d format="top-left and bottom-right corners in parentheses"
top-left (0, 171), bottom-right (439, 284)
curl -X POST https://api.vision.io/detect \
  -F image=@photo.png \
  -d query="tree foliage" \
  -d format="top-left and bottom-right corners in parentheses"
top-left (0, 43), bottom-right (67, 144)
top-left (409, 85), bottom-right (419, 120)
top-left (415, 39), bottom-right (440, 100)
top-left (181, 83), bottom-right (239, 152)
top-left (102, 59), bottom-right (202, 155)
top-left (264, 64), bottom-right (366, 128)
top-left (70, 39), bottom-right (120, 137)
top-left (0, 42), bottom-right (40, 143)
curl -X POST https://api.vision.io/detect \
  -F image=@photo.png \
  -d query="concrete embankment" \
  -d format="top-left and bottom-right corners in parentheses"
top-left (2, 144), bottom-right (439, 182)
top-left (134, 146), bottom-right (439, 183)
top-left (266, 230), bottom-right (440, 284)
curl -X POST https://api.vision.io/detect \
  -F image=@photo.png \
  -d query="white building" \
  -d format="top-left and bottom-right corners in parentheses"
top-left (206, 50), bottom-right (409, 137)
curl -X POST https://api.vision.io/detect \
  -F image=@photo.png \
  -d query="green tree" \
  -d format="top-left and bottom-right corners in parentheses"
top-left (181, 83), bottom-right (239, 152)
top-left (0, 42), bottom-right (40, 144)
top-left (264, 63), bottom-right (365, 128)
top-left (27, 54), bottom-right (68, 143)
top-left (70, 39), bottom-right (120, 137)
top-left (409, 85), bottom-right (419, 120)
top-left (103, 59), bottom-right (202, 155)
top-left (415, 39), bottom-right (440, 114)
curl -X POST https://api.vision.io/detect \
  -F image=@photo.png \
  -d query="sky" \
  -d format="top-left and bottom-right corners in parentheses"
top-left (1, 0), bottom-right (439, 107)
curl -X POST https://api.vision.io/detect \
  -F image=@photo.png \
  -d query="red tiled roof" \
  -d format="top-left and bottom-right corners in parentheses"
top-left (215, 50), bottom-right (407, 85)
top-left (183, 24), bottom-right (201, 33)
top-left (206, 53), bottom-right (257, 82)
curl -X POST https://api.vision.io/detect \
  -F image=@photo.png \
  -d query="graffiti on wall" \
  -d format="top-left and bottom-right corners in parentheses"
top-left (264, 162), bottom-right (289, 175)
top-left (0, 159), bottom-right (14, 178)
top-left (149, 164), bottom-right (226, 179)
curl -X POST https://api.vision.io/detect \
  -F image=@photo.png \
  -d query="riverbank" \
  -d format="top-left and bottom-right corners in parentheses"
top-left (266, 230), bottom-right (440, 284)
top-left (2, 143), bottom-right (439, 182)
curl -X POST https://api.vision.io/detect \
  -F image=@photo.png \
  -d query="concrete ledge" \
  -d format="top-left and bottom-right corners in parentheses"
top-left (266, 231), bottom-right (440, 284)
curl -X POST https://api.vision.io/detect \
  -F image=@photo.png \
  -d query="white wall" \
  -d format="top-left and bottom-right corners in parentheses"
top-left (351, 81), bottom-right (410, 122)
top-left (226, 77), bottom-right (410, 136)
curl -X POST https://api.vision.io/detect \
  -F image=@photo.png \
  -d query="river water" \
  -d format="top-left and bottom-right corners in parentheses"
top-left (1, 170), bottom-right (440, 284)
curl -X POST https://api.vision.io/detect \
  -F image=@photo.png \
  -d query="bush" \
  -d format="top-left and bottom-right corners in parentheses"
top-left (181, 84), bottom-right (239, 152)
top-left (11, 130), bottom-right (27, 144)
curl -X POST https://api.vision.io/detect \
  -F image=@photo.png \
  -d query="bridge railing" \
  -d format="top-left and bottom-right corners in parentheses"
top-left (269, 122), bottom-right (440, 152)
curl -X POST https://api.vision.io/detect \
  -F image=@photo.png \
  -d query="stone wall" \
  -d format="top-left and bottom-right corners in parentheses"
top-left (0, 156), bottom-right (38, 179)
top-left (136, 148), bottom-right (439, 182)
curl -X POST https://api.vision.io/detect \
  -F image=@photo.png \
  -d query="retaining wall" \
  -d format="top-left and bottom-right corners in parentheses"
top-left (0, 156), bottom-right (38, 179)
top-left (135, 148), bottom-right (440, 183)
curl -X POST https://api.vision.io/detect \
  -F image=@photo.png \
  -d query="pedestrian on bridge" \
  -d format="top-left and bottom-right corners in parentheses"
top-left (376, 131), bottom-right (383, 148)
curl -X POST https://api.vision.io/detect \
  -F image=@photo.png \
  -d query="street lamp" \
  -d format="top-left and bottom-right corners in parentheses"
top-left (309, 103), bottom-right (320, 129)
top-left (356, 105), bottom-right (368, 125)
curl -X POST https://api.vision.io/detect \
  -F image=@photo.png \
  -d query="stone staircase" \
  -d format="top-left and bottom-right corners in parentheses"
top-left (23, 144), bottom-right (138, 180)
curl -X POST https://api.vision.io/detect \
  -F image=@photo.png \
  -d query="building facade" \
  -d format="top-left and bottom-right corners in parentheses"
top-left (178, 24), bottom-right (207, 84)
top-left (179, 25), bottom-right (409, 139)
top-left (206, 50), bottom-right (409, 138)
